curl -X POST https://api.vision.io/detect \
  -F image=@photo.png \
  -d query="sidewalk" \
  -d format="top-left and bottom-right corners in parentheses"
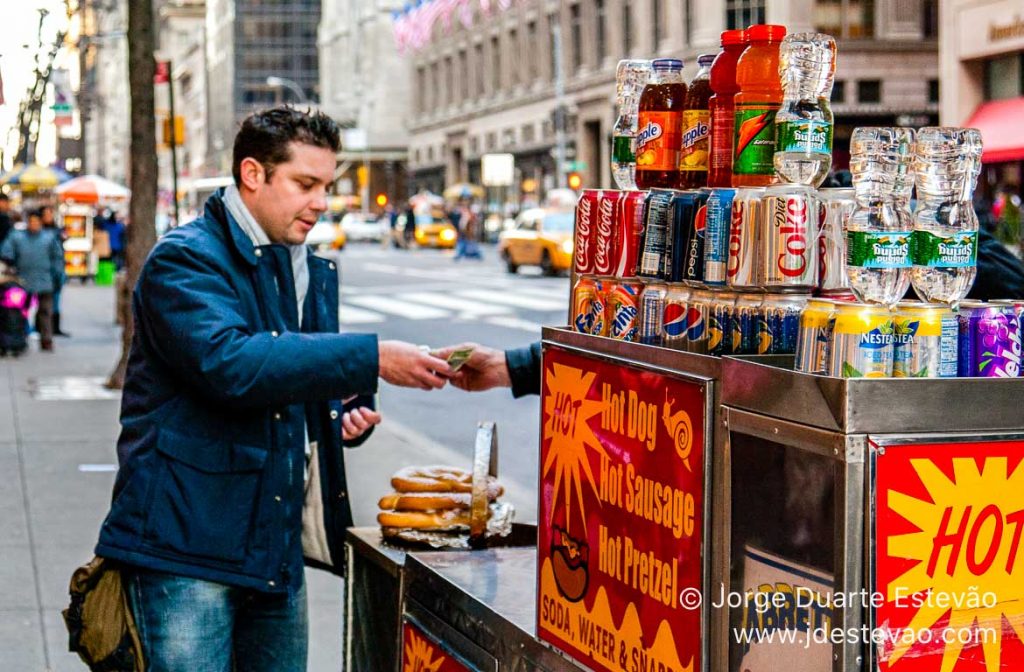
top-left (1, 283), bottom-right (532, 670)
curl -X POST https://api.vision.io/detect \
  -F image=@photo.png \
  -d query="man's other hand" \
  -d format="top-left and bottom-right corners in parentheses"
top-left (434, 342), bottom-right (511, 392)
top-left (342, 407), bottom-right (382, 441)
top-left (378, 340), bottom-right (451, 390)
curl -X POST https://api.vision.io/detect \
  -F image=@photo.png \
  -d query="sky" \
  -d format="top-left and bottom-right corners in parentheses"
top-left (0, 0), bottom-right (75, 170)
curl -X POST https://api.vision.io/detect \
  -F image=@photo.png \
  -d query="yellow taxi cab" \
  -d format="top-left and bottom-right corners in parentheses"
top-left (412, 212), bottom-right (457, 249)
top-left (497, 208), bottom-right (574, 275)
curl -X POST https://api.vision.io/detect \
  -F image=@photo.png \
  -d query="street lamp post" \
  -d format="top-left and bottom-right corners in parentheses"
top-left (265, 76), bottom-right (308, 106)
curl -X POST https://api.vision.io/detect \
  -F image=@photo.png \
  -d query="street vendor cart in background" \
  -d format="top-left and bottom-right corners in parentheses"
top-left (57, 203), bottom-right (95, 282)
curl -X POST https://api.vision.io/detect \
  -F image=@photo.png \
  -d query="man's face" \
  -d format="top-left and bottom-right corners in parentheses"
top-left (27, 215), bottom-right (42, 233)
top-left (41, 207), bottom-right (54, 225)
top-left (0, 199), bottom-right (9, 213)
top-left (241, 142), bottom-right (334, 245)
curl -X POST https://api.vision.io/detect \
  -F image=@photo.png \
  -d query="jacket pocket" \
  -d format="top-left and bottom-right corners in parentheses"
top-left (144, 429), bottom-right (268, 565)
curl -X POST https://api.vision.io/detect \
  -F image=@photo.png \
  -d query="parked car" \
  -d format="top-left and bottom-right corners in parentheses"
top-left (341, 212), bottom-right (385, 242)
top-left (497, 208), bottom-right (574, 275)
top-left (306, 217), bottom-right (346, 251)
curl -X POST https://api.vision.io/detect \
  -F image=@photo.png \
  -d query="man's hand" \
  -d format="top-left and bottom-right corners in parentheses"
top-left (378, 340), bottom-right (451, 390)
top-left (342, 407), bottom-right (382, 441)
top-left (434, 342), bottom-right (511, 392)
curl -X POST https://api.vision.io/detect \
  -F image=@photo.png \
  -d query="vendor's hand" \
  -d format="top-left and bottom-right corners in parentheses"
top-left (435, 342), bottom-right (511, 392)
top-left (342, 407), bottom-right (382, 441)
top-left (378, 340), bottom-right (451, 390)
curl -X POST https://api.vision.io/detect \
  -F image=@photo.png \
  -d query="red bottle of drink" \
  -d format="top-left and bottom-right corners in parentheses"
top-left (708, 29), bottom-right (747, 188)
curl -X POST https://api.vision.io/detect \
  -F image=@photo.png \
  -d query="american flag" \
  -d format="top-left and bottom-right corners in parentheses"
top-left (392, 0), bottom-right (514, 53)
top-left (0, 59), bottom-right (5, 107)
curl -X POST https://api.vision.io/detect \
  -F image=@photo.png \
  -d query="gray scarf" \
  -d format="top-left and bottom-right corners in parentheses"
top-left (224, 185), bottom-right (310, 326)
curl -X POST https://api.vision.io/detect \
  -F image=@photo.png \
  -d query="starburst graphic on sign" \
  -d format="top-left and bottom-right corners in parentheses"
top-left (885, 456), bottom-right (1024, 672)
top-left (543, 362), bottom-right (607, 533)
top-left (404, 630), bottom-right (446, 672)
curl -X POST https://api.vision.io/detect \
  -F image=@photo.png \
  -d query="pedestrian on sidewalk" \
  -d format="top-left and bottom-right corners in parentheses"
top-left (92, 107), bottom-right (452, 672)
top-left (0, 209), bottom-right (63, 352)
top-left (40, 205), bottom-right (70, 337)
top-left (0, 194), bottom-right (12, 248)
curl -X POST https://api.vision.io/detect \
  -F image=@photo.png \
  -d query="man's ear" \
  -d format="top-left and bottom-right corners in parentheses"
top-left (238, 157), bottom-right (265, 192)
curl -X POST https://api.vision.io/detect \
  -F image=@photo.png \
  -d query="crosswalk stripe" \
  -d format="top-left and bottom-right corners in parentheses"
top-left (402, 292), bottom-right (511, 315)
top-left (457, 289), bottom-right (566, 312)
top-left (339, 305), bottom-right (385, 324)
top-left (346, 295), bottom-right (450, 320)
top-left (516, 285), bottom-right (571, 299)
top-left (483, 315), bottom-right (548, 333)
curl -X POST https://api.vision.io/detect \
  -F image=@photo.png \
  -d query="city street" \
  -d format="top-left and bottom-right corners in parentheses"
top-left (0, 242), bottom-right (568, 671)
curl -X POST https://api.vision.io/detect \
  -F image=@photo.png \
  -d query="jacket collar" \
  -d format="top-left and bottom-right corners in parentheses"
top-left (204, 188), bottom-right (260, 266)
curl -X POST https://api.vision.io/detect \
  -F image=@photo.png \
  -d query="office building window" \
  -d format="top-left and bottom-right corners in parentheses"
top-left (928, 79), bottom-right (939, 104)
top-left (474, 43), bottom-right (485, 98)
top-left (685, 0), bottom-right (693, 43)
top-left (486, 132), bottom-right (497, 151)
top-left (444, 55), bottom-right (453, 107)
top-left (570, 3), bottom-right (582, 70)
top-left (813, 0), bottom-right (874, 39)
top-left (491, 35), bottom-right (501, 93)
top-left (416, 66), bottom-right (426, 113)
top-left (548, 12), bottom-right (559, 80)
top-left (458, 49), bottom-right (468, 101)
top-left (622, 4), bottom-right (632, 54)
top-left (725, 0), bottom-right (765, 30)
top-left (831, 80), bottom-right (846, 103)
top-left (857, 79), bottom-right (881, 104)
top-left (526, 21), bottom-right (538, 81)
top-left (596, 0), bottom-right (607, 63)
top-left (985, 54), bottom-right (1023, 100)
top-left (522, 123), bottom-right (536, 144)
top-left (922, 0), bottom-right (938, 38)
top-left (652, 0), bottom-right (662, 47)
top-left (509, 29), bottom-right (519, 87)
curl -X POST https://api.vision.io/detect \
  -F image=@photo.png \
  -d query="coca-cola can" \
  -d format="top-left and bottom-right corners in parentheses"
top-left (638, 189), bottom-right (678, 279)
top-left (594, 190), bottom-right (623, 276)
top-left (615, 190), bottom-right (646, 278)
top-left (758, 185), bottom-right (818, 292)
top-left (726, 187), bottom-right (763, 291)
top-left (817, 188), bottom-right (855, 295)
top-left (574, 189), bottom-right (600, 274)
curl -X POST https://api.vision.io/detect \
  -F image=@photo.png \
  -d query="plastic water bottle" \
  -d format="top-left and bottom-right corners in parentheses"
top-left (845, 127), bottom-right (914, 305)
top-left (773, 33), bottom-right (836, 187)
top-left (612, 60), bottom-right (652, 190)
top-left (910, 127), bottom-right (981, 304)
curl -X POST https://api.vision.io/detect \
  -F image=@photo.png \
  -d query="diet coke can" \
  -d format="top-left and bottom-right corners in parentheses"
top-left (607, 279), bottom-right (643, 341)
top-left (594, 190), bottom-right (623, 276)
top-left (615, 191), bottom-right (646, 278)
top-left (758, 185), bottom-right (819, 292)
top-left (638, 189), bottom-right (678, 279)
top-left (726, 187), bottom-right (763, 290)
top-left (818, 188), bottom-right (855, 295)
top-left (574, 190), bottom-right (599, 274)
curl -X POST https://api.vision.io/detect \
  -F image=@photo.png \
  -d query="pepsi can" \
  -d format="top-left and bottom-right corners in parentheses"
top-left (704, 188), bottom-right (736, 286)
top-left (639, 189), bottom-right (677, 279)
top-left (760, 293), bottom-right (807, 355)
top-left (732, 293), bottom-right (763, 355)
top-left (639, 283), bottom-right (667, 346)
top-left (708, 291), bottom-right (736, 356)
top-left (683, 190), bottom-right (711, 285)
top-left (685, 288), bottom-right (713, 354)
top-left (662, 284), bottom-right (691, 350)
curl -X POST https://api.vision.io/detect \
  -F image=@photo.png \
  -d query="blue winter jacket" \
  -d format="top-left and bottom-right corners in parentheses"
top-left (96, 191), bottom-right (379, 593)
top-left (0, 228), bottom-right (64, 294)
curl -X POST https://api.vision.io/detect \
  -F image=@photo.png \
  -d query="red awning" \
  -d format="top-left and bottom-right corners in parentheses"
top-left (964, 96), bottom-right (1024, 163)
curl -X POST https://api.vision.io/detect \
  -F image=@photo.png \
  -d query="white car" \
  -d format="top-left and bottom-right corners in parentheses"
top-left (305, 218), bottom-right (340, 250)
top-left (341, 213), bottom-right (385, 242)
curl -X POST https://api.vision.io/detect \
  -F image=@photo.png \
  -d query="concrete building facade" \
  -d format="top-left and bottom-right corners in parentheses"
top-left (405, 0), bottom-right (939, 202)
top-left (940, 0), bottom-right (1024, 197)
top-left (79, 0), bottom-right (130, 185)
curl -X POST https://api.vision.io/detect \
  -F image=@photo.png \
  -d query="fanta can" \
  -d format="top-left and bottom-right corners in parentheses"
top-left (608, 280), bottom-right (643, 342)
top-left (572, 276), bottom-right (600, 335)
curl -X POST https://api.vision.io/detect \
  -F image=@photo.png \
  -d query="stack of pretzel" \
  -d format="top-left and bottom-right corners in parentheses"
top-left (377, 466), bottom-right (504, 535)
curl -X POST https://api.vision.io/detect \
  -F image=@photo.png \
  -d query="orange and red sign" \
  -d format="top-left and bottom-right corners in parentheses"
top-left (401, 621), bottom-right (474, 672)
top-left (538, 345), bottom-right (706, 672)
top-left (875, 440), bottom-right (1024, 672)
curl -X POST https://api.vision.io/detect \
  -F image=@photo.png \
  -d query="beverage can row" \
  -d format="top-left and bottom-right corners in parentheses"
top-left (574, 189), bottom-right (646, 277)
top-left (638, 284), bottom-right (803, 356)
top-left (571, 276), bottom-right (643, 341)
top-left (794, 299), bottom-right (1024, 378)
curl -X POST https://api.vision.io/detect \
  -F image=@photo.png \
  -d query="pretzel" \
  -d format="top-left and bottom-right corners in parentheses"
top-left (391, 465), bottom-right (503, 497)
top-left (377, 492), bottom-right (472, 511)
top-left (376, 508), bottom-right (473, 530)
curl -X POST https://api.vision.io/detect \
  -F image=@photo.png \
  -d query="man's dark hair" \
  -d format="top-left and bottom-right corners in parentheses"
top-left (27, 208), bottom-right (43, 220)
top-left (232, 106), bottom-right (341, 186)
top-left (0, 193), bottom-right (9, 202)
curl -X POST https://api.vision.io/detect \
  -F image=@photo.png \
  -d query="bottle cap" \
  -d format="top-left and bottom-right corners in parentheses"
top-left (747, 24), bottom-right (787, 42)
top-left (720, 29), bottom-right (747, 46)
top-left (697, 54), bottom-right (717, 67)
top-left (652, 58), bottom-right (684, 71)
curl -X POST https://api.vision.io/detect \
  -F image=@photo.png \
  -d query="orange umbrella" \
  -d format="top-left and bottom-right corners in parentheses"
top-left (55, 174), bottom-right (130, 203)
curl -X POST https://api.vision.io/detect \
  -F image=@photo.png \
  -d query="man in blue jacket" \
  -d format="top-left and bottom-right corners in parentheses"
top-left (0, 209), bottom-right (64, 351)
top-left (95, 107), bottom-right (451, 671)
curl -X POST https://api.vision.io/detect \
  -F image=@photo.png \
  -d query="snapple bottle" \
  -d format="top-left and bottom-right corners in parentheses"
top-left (732, 24), bottom-right (786, 188)
top-left (679, 54), bottom-right (715, 188)
top-left (636, 58), bottom-right (687, 190)
top-left (708, 29), bottom-right (747, 188)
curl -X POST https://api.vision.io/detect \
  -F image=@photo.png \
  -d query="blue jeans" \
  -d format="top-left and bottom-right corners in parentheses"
top-left (125, 568), bottom-right (308, 672)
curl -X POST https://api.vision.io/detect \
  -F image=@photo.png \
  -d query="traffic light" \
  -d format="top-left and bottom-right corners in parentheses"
top-left (375, 193), bottom-right (388, 208)
top-left (161, 115), bottom-right (185, 147)
top-left (567, 172), bottom-right (583, 190)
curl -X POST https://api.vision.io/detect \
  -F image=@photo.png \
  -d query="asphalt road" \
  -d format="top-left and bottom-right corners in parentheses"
top-left (327, 241), bottom-right (570, 523)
